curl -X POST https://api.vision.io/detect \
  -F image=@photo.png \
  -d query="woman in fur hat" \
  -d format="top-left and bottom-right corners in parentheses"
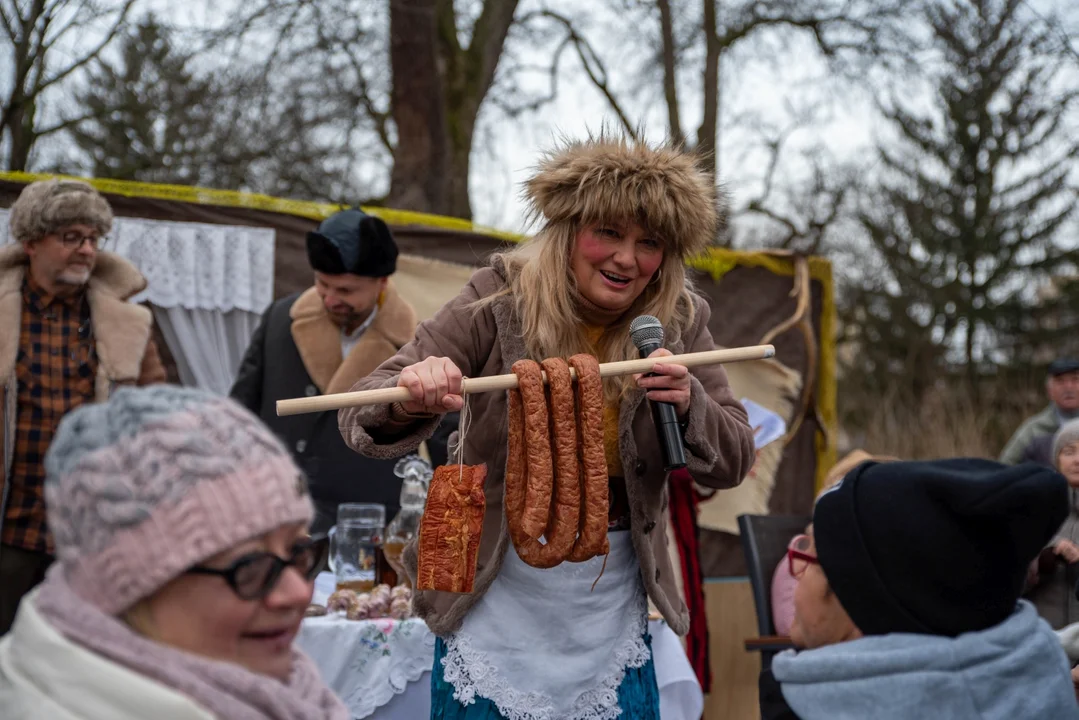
top-left (341, 135), bottom-right (755, 719)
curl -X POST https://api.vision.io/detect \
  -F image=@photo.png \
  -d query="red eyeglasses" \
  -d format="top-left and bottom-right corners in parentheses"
top-left (787, 534), bottom-right (819, 578)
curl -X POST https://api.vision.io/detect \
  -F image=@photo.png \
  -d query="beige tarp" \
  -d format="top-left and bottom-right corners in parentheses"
top-left (0, 175), bottom-right (835, 577)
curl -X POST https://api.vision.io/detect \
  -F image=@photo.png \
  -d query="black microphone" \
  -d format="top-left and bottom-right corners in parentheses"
top-left (630, 315), bottom-right (687, 472)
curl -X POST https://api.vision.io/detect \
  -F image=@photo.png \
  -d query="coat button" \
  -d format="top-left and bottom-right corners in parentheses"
top-left (643, 521), bottom-right (656, 534)
top-left (655, 568), bottom-right (661, 582)
top-left (635, 460), bottom-right (647, 476)
top-left (296, 439), bottom-right (307, 453)
top-left (305, 385), bottom-right (318, 397)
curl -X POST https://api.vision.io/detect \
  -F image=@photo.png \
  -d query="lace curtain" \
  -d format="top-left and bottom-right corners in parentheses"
top-left (0, 211), bottom-right (276, 394)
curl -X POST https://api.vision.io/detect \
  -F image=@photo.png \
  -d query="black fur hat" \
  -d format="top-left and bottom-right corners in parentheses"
top-left (306, 209), bottom-right (397, 277)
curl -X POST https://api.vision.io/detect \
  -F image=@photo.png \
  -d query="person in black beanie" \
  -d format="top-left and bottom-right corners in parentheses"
top-left (231, 208), bottom-right (439, 534)
top-left (764, 458), bottom-right (1079, 720)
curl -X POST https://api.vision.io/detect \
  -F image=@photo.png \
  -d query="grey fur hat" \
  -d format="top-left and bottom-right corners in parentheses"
top-left (9, 179), bottom-right (113, 245)
top-left (1053, 418), bottom-right (1079, 465)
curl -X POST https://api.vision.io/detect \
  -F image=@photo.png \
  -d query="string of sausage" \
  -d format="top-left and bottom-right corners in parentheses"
top-left (506, 358), bottom-right (580, 568)
top-left (506, 356), bottom-right (610, 569)
top-left (510, 359), bottom-right (550, 540)
top-left (566, 354), bottom-right (610, 561)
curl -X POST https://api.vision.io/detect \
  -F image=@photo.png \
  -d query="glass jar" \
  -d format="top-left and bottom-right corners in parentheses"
top-left (383, 455), bottom-right (433, 585)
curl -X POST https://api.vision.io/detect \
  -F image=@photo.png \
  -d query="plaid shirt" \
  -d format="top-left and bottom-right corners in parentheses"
top-left (2, 275), bottom-right (97, 553)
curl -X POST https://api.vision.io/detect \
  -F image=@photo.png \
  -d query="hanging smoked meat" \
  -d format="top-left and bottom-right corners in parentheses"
top-left (506, 358), bottom-right (581, 568)
top-left (416, 351), bottom-right (611, 590)
top-left (415, 464), bottom-right (487, 593)
top-left (506, 356), bottom-right (609, 569)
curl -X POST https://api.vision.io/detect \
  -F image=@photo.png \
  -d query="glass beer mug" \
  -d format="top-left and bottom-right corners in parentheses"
top-left (328, 503), bottom-right (385, 593)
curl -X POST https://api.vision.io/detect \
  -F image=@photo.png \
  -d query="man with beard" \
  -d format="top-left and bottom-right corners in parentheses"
top-left (0, 179), bottom-right (166, 633)
top-left (231, 208), bottom-right (428, 535)
top-left (1001, 358), bottom-right (1079, 467)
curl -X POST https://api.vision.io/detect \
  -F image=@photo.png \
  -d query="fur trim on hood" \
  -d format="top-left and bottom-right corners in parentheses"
top-left (523, 134), bottom-right (723, 257)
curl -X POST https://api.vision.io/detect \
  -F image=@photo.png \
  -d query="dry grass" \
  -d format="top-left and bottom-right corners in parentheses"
top-left (839, 376), bottom-right (1047, 461)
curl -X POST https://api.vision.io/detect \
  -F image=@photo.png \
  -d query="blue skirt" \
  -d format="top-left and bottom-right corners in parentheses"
top-left (430, 632), bottom-right (661, 720)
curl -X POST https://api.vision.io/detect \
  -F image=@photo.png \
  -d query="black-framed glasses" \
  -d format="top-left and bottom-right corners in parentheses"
top-left (57, 230), bottom-right (104, 250)
top-left (186, 536), bottom-right (328, 601)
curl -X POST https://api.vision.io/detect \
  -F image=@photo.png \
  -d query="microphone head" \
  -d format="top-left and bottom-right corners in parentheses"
top-left (630, 315), bottom-right (665, 350)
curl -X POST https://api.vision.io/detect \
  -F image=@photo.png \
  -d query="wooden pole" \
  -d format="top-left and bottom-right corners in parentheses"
top-left (276, 344), bottom-right (775, 416)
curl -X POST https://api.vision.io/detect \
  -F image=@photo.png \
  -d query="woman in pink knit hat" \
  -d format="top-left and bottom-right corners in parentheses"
top-left (0, 385), bottom-right (348, 720)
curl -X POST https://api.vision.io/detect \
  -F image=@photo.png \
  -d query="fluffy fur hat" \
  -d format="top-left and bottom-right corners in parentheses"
top-left (307, 208), bottom-right (397, 277)
top-left (9, 179), bottom-right (114, 245)
top-left (523, 134), bottom-right (723, 257)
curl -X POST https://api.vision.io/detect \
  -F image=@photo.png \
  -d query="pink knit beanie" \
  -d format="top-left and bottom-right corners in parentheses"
top-left (44, 385), bottom-right (314, 615)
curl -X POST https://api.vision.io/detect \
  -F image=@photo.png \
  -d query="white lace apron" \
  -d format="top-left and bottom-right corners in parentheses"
top-left (441, 531), bottom-right (650, 720)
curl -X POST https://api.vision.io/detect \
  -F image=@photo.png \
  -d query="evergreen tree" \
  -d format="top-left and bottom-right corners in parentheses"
top-left (71, 16), bottom-right (223, 186)
top-left (852, 0), bottom-right (1079, 394)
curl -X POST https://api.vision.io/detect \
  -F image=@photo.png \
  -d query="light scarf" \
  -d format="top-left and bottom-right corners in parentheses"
top-left (34, 572), bottom-right (348, 720)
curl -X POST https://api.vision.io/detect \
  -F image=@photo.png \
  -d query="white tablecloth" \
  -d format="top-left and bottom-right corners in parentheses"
top-left (299, 574), bottom-right (703, 720)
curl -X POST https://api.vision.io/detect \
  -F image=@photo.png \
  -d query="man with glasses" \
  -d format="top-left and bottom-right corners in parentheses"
top-left (0, 179), bottom-right (165, 634)
top-left (762, 458), bottom-right (1078, 720)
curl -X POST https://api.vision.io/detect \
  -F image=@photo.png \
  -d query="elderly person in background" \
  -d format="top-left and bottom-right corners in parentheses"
top-left (1026, 419), bottom-right (1079, 629)
top-left (1001, 358), bottom-right (1079, 467)
top-left (0, 385), bottom-right (347, 720)
top-left (763, 458), bottom-right (1077, 720)
top-left (0, 179), bottom-right (165, 634)
top-left (230, 208), bottom-right (432, 534)
top-left (341, 135), bottom-right (755, 720)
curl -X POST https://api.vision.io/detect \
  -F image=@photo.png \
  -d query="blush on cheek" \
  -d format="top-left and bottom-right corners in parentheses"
top-left (574, 233), bottom-right (610, 266)
top-left (636, 253), bottom-right (663, 279)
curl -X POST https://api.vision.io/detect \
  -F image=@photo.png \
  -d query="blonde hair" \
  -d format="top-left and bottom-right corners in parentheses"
top-left (478, 220), bottom-right (696, 401)
top-left (818, 450), bottom-right (900, 500)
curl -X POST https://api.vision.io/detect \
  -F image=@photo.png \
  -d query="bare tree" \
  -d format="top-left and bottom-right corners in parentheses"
top-left (386, 0), bottom-right (518, 219)
top-left (213, 0), bottom-right (526, 218)
top-left (527, 0), bottom-right (906, 176)
top-left (0, 0), bottom-right (137, 170)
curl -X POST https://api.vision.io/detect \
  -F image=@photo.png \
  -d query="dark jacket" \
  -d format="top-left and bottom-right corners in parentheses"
top-left (1000, 406), bottom-right (1059, 466)
top-left (230, 283), bottom-right (420, 534)
top-left (1023, 433), bottom-right (1056, 468)
top-left (1027, 489), bottom-right (1079, 629)
top-left (760, 667), bottom-right (800, 720)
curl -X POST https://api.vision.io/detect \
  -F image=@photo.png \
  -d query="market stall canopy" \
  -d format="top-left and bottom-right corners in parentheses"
top-left (0, 172), bottom-right (835, 574)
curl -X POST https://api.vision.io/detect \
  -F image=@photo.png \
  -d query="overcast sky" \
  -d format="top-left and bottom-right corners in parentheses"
top-left (21, 0), bottom-right (1079, 247)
